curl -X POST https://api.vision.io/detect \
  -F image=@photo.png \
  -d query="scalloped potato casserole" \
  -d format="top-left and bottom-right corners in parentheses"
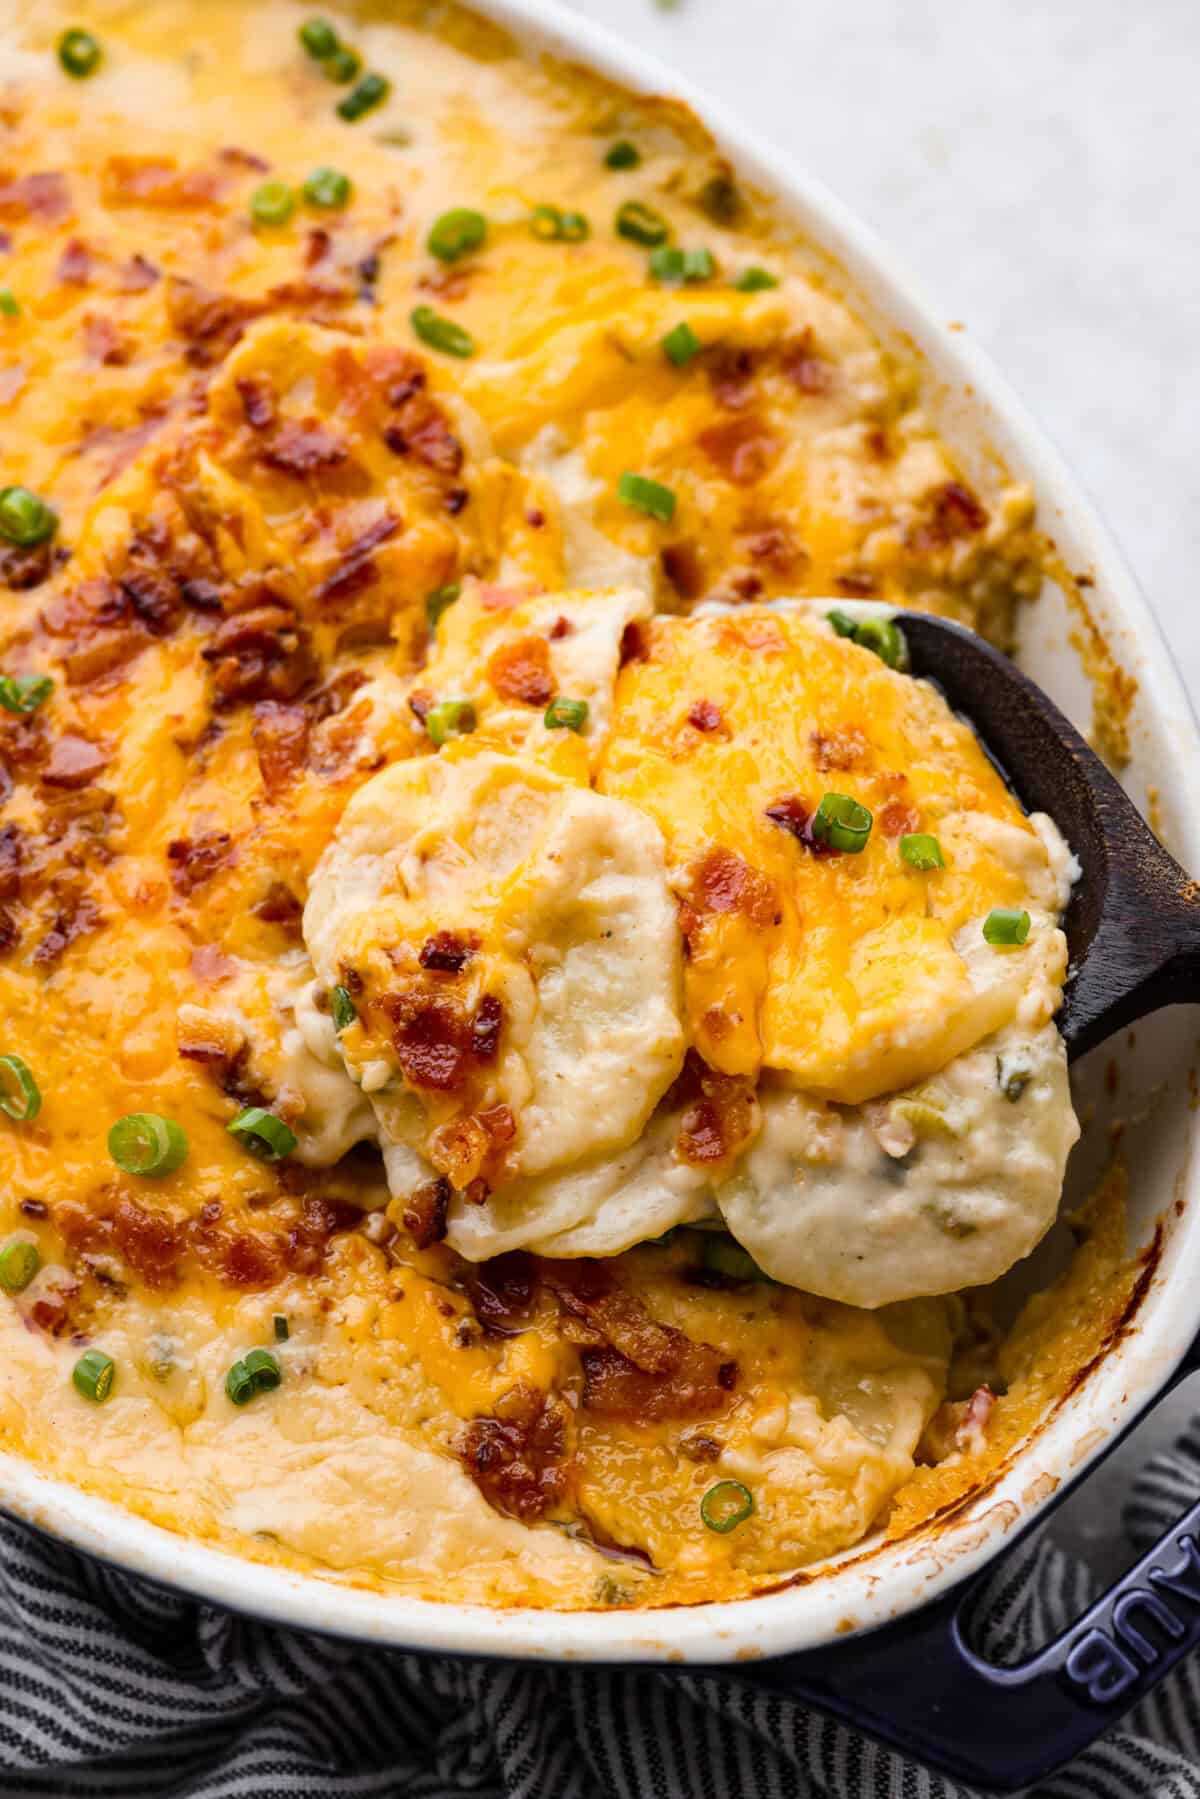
top-left (0, 0), bottom-right (1108, 1610)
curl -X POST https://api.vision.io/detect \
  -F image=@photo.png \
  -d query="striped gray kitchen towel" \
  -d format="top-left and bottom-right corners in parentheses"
top-left (0, 1425), bottom-right (1199, 1798)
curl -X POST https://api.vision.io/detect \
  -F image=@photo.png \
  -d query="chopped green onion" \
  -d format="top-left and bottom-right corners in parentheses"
top-left (812, 792), bottom-right (873, 854)
top-left (302, 166), bottom-right (352, 209)
top-left (331, 984), bottom-right (357, 1031)
top-left (604, 140), bottom-right (641, 170)
top-left (324, 45), bottom-right (361, 83)
top-left (826, 609), bottom-right (860, 639)
top-left (426, 582), bottom-right (461, 629)
top-left (298, 16), bottom-right (339, 59)
top-left (529, 205), bottom-right (589, 243)
top-left (616, 199), bottom-right (669, 246)
top-left (273, 1314), bottom-right (290, 1342)
top-left (661, 321), bottom-right (700, 367)
top-left (243, 1347), bottom-right (281, 1390)
top-left (73, 1349), bottom-right (115, 1403)
top-left (249, 180), bottom-right (295, 229)
top-left (0, 1240), bottom-right (39, 1293)
top-left (700, 1479), bottom-right (754, 1533)
top-left (648, 245), bottom-right (713, 284)
top-left (226, 1348), bottom-right (281, 1405)
top-left (107, 1113), bottom-right (189, 1177)
top-left (225, 1359), bottom-right (256, 1405)
top-left (0, 674), bottom-right (52, 715)
top-left (428, 208), bottom-right (487, 263)
top-left (853, 615), bottom-right (907, 670)
top-left (0, 1054), bottom-right (40, 1123)
top-left (544, 697), bottom-right (588, 733)
top-left (701, 1235), bottom-right (771, 1283)
top-left (647, 245), bottom-right (684, 282)
top-left (996, 1050), bottom-right (1034, 1102)
top-left (617, 470), bottom-right (676, 523)
top-left (57, 28), bottom-right (102, 78)
top-left (732, 266), bottom-right (779, 292)
top-left (698, 173), bottom-right (740, 223)
top-left (0, 486), bottom-right (57, 548)
top-left (0, 289), bottom-right (19, 318)
top-left (227, 1106), bottom-right (297, 1162)
top-left (410, 305), bottom-right (475, 359)
top-left (900, 833), bottom-right (945, 872)
top-left (983, 907), bottom-right (1031, 947)
top-left (424, 698), bottom-right (477, 746)
top-left (337, 72), bottom-right (390, 121)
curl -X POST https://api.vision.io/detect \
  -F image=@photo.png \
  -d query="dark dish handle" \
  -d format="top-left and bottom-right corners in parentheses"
top-left (732, 1346), bottom-right (1200, 1793)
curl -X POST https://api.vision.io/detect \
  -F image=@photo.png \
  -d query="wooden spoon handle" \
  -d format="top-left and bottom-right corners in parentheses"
top-left (1060, 814), bottom-right (1200, 1060)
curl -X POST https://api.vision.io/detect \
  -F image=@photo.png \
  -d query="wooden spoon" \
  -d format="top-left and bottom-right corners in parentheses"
top-left (896, 611), bottom-right (1198, 1060)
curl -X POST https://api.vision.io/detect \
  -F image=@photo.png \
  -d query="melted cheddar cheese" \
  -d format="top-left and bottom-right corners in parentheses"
top-left (0, 0), bottom-right (1087, 1610)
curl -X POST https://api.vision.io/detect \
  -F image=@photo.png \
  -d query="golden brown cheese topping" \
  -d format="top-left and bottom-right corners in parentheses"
top-left (0, 0), bottom-right (1083, 1611)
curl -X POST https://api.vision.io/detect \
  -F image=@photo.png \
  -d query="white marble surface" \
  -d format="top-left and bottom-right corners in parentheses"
top-left (565, 0), bottom-right (1200, 1588)
top-left (567, 0), bottom-right (1200, 703)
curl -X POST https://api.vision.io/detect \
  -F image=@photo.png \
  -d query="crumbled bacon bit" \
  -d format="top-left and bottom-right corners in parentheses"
top-left (685, 847), bottom-right (778, 926)
top-left (706, 345), bottom-right (757, 410)
top-left (660, 541), bottom-right (705, 601)
top-left (697, 415), bottom-right (779, 486)
top-left (219, 146), bottom-right (270, 173)
top-left (0, 171), bottom-right (71, 224)
top-left (459, 1384), bottom-right (569, 1521)
top-left (471, 994), bottom-right (503, 1062)
top-left (100, 155), bottom-right (226, 210)
top-left (742, 522), bottom-right (803, 576)
top-left (764, 794), bottom-right (836, 857)
top-left (810, 727), bottom-right (868, 773)
top-left (383, 411), bottom-right (463, 474)
top-left (401, 1175), bottom-right (451, 1250)
top-left (117, 253), bottom-right (160, 292)
top-left (879, 800), bottom-right (921, 838)
top-left (619, 620), bottom-right (650, 666)
top-left (957, 1384), bottom-right (996, 1453)
top-left (304, 227), bottom-right (332, 269)
top-left (56, 239), bottom-right (92, 287)
top-left (31, 889), bottom-right (102, 968)
top-left (407, 688), bottom-right (433, 724)
top-left (260, 418), bottom-right (349, 477)
top-left (165, 276), bottom-right (266, 367)
top-left (0, 541), bottom-right (54, 592)
top-left (580, 1340), bottom-right (734, 1423)
top-left (672, 1051), bottom-right (757, 1169)
top-left (19, 1199), bottom-right (47, 1220)
top-left (0, 824), bottom-right (21, 902)
top-left (463, 1252), bottom-right (536, 1336)
top-left (383, 991), bottom-right (473, 1092)
top-left (201, 603), bottom-right (316, 707)
top-left (252, 882), bottom-right (303, 934)
top-left (548, 615), bottom-right (571, 639)
top-left (252, 701), bottom-right (310, 796)
top-left (41, 734), bottom-right (107, 790)
top-left (931, 479), bottom-right (989, 536)
top-left (680, 1432), bottom-right (723, 1463)
top-left (166, 830), bottom-right (234, 895)
top-left (82, 313), bottom-right (131, 366)
top-left (311, 513), bottom-right (399, 607)
top-left (418, 930), bottom-right (477, 973)
top-left (236, 374), bottom-right (277, 430)
top-left (687, 698), bottom-right (723, 733)
top-left (834, 571), bottom-right (876, 597)
top-left (782, 336), bottom-right (833, 394)
top-left (486, 635), bottom-right (554, 707)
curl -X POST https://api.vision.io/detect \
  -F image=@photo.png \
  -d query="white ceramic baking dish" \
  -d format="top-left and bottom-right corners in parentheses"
top-left (4, 4), bottom-right (1199, 1787)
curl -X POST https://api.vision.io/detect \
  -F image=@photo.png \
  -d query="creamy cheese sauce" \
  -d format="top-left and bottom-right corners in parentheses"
top-left (0, 0), bottom-right (1094, 1610)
